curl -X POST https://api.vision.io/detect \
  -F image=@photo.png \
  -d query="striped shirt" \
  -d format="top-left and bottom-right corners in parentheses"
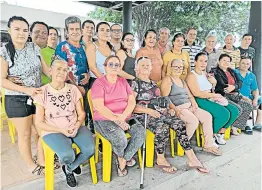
top-left (218, 46), bottom-right (241, 69)
top-left (182, 41), bottom-right (202, 70)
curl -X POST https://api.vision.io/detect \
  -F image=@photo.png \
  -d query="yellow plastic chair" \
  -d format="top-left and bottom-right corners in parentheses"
top-left (42, 139), bottom-right (98, 190)
top-left (195, 125), bottom-right (205, 147)
top-left (224, 126), bottom-right (241, 140)
top-left (1, 88), bottom-right (16, 143)
top-left (88, 90), bottom-right (142, 182)
top-left (145, 128), bottom-right (184, 168)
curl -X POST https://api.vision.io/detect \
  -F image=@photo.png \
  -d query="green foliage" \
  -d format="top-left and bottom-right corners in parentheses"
top-left (87, 2), bottom-right (250, 45)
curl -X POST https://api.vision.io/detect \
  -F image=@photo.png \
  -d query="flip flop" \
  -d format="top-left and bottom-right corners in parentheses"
top-left (156, 163), bottom-right (177, 174)
top-left (203, 146), bottom-right (223, 156)
top-left (188, 165), bottom-right (209, 174)
top-left (126, 158), bottom-right (136, 167)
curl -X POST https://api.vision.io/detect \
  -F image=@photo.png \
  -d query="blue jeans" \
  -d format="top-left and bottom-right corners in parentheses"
top-left (43, 126), bottom-right (95, 172)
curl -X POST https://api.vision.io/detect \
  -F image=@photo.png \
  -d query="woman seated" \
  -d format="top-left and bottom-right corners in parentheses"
top-left (132, 56), bottom-right (209, 174)
top-left (161, 59), bottom-right (222, 156)
top-left (91, 55), bottom-right (146, 177)
top-left (34, 56), bottom-right (95, 188)
top-left (213, 54), bottom-right (253, 135)
top-left (186, 52), bottom-right (239, 145)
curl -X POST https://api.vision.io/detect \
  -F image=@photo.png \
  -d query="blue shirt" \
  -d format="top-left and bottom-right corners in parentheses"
top-left (235, 69), bottom-right (258, 98)
top-left (55, 41), bottom-right (88, 85)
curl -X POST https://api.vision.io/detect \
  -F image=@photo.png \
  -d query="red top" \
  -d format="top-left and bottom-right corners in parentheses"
top-left (225, 71), bottom-right (235, 85)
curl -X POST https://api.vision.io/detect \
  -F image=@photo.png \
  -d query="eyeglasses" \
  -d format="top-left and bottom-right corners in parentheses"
top-left (111, 29), bottom-right (122, 33)
top-left (171, 65), bottom-right (184, 70)
top-left (107, 62), bottom-right (121, 68)
top-left (124, 38), bottom-right (135, 43)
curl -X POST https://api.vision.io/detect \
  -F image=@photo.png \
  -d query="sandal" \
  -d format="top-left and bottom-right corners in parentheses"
top-left (156, 163), bottom-right (177, 174)
top-left (231, 127), bottom-right (240, 136)
top-left (203, 146), bottom-right (223, 156)
top-left (126, 158), bottom-right (136, 167)
top-left (33, 155), bottom-right (60, 170)
top-left (32, 165), bottom-right (45, 175)
top-left (187, 163), bottom-right (209, 174)
top-left (116, 159), bottom-right (128, 177)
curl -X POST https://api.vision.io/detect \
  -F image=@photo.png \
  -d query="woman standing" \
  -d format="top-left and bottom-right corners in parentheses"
top-left (161, 59), bottom-right (222, 155)
top-left (0, 16), bottom-right (50, 175)
top-left (162, 33), bottom-right (190, 80)
top-left (186, 53), bottom-right (239, 145)
top-left (136, 30), bottom-right (163, 82)
top-left (116, 32), bottom-right (136, 82)
top-left (214, 54), bottom-right (253, 135)
top-left (85, 21), bottom-right (115, 89)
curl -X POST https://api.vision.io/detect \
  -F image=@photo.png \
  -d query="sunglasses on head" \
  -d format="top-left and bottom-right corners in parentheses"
top-left (106, 62), bottom-right (121, 68)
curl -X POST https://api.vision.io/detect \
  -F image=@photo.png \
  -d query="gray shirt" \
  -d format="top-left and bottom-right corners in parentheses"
top-left (0, 42), bottom-right (42, 95)
top-left (169, 79), bottom-right (190, 106)
top-left (202, 48), bottom-right (221, 72)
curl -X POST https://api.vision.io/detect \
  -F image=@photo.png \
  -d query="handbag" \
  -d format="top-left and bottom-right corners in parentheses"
top-left (225, 92), bottom-right (242, 103)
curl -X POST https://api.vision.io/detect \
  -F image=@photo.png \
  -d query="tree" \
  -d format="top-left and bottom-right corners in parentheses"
top-left (87, 1), bottom-right (250, 45)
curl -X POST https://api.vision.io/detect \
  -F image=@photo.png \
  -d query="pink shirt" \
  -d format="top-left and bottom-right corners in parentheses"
top-left (91, 76), bottom-right (133, 120)
top-left (34, 83), bottom-right (82, 137)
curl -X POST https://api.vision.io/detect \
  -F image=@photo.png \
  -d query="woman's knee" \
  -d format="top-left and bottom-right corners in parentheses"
top-left (80, 144), bottom-right (95, 159)
top-left (59, 149), bottom-right (75, 165)
top-left (217, 106), bottom-right (231, 123)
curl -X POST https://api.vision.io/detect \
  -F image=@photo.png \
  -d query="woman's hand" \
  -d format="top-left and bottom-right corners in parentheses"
top-left (191, 102), bottom-right (198, 113)
top-left (60, 128), bottom-right (74, 137)
top-left (80, 73), bottom-right (90, 85)
top-left (114, 114), bottom-right (127, 122)
top-left (77, 86), bottom-right (86, 96)
top-left (224, 85), bottom-right (235, 93)
top-left (207, 76), bottom-right (217, 86)
top-left (114, 120), bottom-right (129, 131)
top-left (147, 109), bottom-right (161, 118)
top-left (7, 76), bottom-right (25, 86)
top-left (214, 93), bottom-right (223, 98)
top-left (24, 87), bottom-right (42, 97)
top-left (168, 109), bottom-right (176, 116)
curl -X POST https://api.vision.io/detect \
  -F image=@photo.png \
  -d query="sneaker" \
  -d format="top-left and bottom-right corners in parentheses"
top-left (214, 134), bottom-right (226, 145)
top-left (73, 166), bottom-right (81, 175)
top-left (62, 165), bottom-right (77, 188)
top-left (244, 126), bottom-right (253, 135)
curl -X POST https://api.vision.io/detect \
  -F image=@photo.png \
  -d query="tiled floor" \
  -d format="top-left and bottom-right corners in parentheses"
top-left (1, 120), bottom-right (43, 189)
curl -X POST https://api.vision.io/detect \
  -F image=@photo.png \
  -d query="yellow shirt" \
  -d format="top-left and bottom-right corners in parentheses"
top-left (163, 50), bottom-right (190, 80)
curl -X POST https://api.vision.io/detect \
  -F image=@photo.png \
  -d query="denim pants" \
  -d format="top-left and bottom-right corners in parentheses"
top-left (94, 120), bottom-right (146, 161)
top-left (43, 126), bottom-right (95, 172)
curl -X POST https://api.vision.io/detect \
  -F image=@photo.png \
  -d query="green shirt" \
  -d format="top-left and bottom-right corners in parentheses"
top-left (41, 46), bottom-right (55, 84)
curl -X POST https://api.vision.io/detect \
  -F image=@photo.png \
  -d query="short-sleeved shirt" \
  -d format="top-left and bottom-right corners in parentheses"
top-left (91, 76), bottom-right (133, 120)
top-left (156, 41), bottom-right (172, 56)
top-left (55, 41), bottom-right (88, 85)
top-left (235, 69), bottom-right (258, 98)
top-left (33, 83), bottom-right (82, 137)
top-left (202, 48), bottom-right (221, 73)
top-left (238, 46), bottom-right (255, 60)
top-left (218, 46), bottom-right (240, 69)
top-left (182, 41), bottom-right (202, 70)
top-left (41, 46), bottom-right (55, 84)
top-left (0, 42), bottom-right (42, 95)
top-left (163, 50), bottom-right (190, 80)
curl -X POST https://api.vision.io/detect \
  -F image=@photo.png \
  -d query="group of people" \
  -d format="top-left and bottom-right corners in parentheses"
top-left (0, 15), bottom-right (261, 188)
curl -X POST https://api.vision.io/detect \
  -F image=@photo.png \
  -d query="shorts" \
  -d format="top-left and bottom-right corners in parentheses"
top-left (5, 95), bottom-right (36, 118)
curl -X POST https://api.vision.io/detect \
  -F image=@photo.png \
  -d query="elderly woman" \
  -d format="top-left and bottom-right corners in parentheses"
top-left (132, 57), bottom-right (209, 174)
top-left (186, 52), bottom-right (240, 145)
top-left (161, 59), bottom-right (222, 155)
top-left (213, 54), bottom-right (253, 135)
top-left (136, 29), bottom-right (163, 82)
top-left (34, 56), bottom-right (95, 188)
top-left (91, 55), bottom-right (146, 177)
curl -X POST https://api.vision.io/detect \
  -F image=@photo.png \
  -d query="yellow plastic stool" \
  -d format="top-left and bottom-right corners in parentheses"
top-left (145, 128), bottom-right (184, 168)
top-left (88, 90), bottom-right (142, 182)
top-left (42, 139), bottom-right (98, 190)
top-left (224, 126), bottom-right (231, 140)
top-left (196, 125), bottom-right (205, 147)
top-left (1, 88), bottom-right (16, 143)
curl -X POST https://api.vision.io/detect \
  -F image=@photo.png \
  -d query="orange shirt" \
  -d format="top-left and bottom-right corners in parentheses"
top-left (136, 47), bottom-right (163, 82)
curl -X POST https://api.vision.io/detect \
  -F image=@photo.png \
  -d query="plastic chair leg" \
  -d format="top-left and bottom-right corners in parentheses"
top-left (170, 129), bottom-right (175, 157)
top-left (196, 126), bottom-right (201, 147)
top-left (145, 130), bottom-right (154, 168)
top-left (102, 140), bottom-right (112, 182)
top-left (138, 148), bottom-right (142, 169)
top-left (89, 155), bottom-right (98, 184)
top-left (95, 136), bottom-right (99, 163)
top-left (224, 126), bottom-right (231, 140)
top-left (7, 120), bottom-right (15, 144)
top-left (43, 141), bottom-right (55, 190)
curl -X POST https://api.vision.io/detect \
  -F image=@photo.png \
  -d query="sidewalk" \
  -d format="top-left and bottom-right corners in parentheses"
top-left (2, 123), bottom-right (261, 190)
